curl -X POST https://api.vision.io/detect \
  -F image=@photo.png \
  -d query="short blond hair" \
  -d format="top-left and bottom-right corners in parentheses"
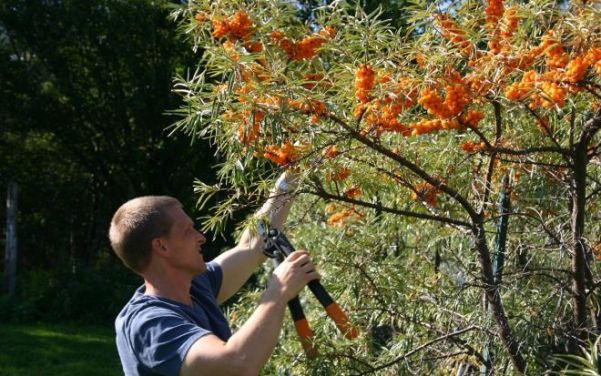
top-left (109, 196), bottom-right (181, 273)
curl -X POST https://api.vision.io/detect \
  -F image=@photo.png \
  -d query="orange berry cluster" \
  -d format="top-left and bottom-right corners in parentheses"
top-left (234, 82), bottom-right (256, 103)
top-left (460, 140), bottom-right (486, 153)
top-left (435, 14), bottom-right (472, 55)
top-left (463, 72), bottom-right (492, 96)
top-left (237, 110), bottom-right (264, 145)
top-left (485, 0), bottom-right (504, 27)
top-left (327, 168), bottom-right (351, 183)
top-left (460, 109), bottom-right (485, 127)
top-left (254, 94), bottom-right (282, 110)
top-left (319, 26), bottom-right (337, 39)
top-left (410, 182), bottom-right (440, 207)
top-left (565, 56), bottom-right (589, 83)
top-left (355, 75), bottom-right (419, 136)
top-left (564, 48), bottom-right (601, 82)
top-left (591, 48), bottom-right (601, 75)
top-left (418, 84), bottom-right (471, 119)
top-left (504, 66), bottom-right (585, 110)
top-left (500, 8), bottom-right (518, 39)
top-left (536, 80), bottom-right (566, 109)
top-left (221, 40), bottom-right (241, 61)
top-left (212, 11), bottom-right (254, 41)
top-left (409, 118), bottom-right (462, 136)
top-left (415, 54), bottom-right (426, 68)
top-left (270, 31), bottom-right (328, 61)
top-left (244, 41), bottom-right (264, 53)
top-left (344, 186), bottom-right (361, 199)
top-left (288, 99), bottom-right (326, 115)
top-left (591, 242), bottom-right (601, 261)
top-left (359, 100), bottom-right (411, 136)
top-left (240, 63), bottom-right (269, 83)
top-left (288, 98), bottom-right (327, 124)
top-left (539, 31), bottom-right (569, 69)
top-left (355, 65), bottom-right (376, 104)
top-left (323, 145), bottom-right (339, 159)
top-left (302, 73), bottom-right (325, 90)
top-left (195, 12), bottom-right (207, 23)
top-left (485, 3), bottom-right (520, 56)
top-left (327, 208), bottom-right (362, 227)
top-left (504, 70), bottom-right (536, 102)
top-left (263, 141), bottom-right (299, 166)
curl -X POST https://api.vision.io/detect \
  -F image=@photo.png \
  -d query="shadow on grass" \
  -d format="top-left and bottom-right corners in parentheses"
top-left (0, 323), bottom-right (122, 376)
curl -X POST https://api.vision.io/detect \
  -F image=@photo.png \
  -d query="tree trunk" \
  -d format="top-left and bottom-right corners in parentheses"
top-left (570, 141), bottom-right (589, 346)
top-left (4, 181), bottom-right (18, 296)
top-left (473, 220), bottom-right (526, 373)
top-left (567, 107), bottom-right (601, 347)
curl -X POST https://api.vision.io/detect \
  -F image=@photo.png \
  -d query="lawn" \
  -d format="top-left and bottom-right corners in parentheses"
top-left (0, 322), bottom-right (122, 376)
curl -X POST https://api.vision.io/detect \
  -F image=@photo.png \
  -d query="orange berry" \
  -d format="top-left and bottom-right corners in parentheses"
top-left (323, 145), bottom-right (339, 159)
top-left (327, 168), bottom-right (351, 182)
top-left (319, 25), bottom-right (337, 39)
top-left (344, 186), bottom-right (361, 199)
top-left (327, 209), bottom-right (362, 227)
top-left (195, 12), bottom-right (207, 23)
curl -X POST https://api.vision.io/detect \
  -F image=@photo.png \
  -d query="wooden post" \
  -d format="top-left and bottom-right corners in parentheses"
top-left (4, 181), bottom-right (18, 296)
top-left (481, 175), bottom-right (511, 375)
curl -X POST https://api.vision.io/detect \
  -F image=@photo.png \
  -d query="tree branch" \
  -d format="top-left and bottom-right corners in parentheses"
top-left (303, 186), bottom-right (472, 227)
top-left (326, 113), bottom-right (480, 220)
top-left (481, 101), bottom-right (502, 210)
top-left (355, 326), bottom-right (480, 375)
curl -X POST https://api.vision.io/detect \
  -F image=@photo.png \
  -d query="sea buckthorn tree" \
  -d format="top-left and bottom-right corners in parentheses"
top-left (171, 0), bottom-right (601, 373)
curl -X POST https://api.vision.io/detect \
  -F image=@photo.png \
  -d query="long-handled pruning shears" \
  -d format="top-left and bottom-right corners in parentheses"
top-left (258, 222), bottom-right (358, 358)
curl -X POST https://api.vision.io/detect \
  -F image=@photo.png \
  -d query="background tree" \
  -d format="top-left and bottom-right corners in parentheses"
top-left (0, 0), bottom-right (224, 323)
top-left (173, 0), bottom-right (601, 373)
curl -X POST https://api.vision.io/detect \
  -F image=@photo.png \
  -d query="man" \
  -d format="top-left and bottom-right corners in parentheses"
top-left (109, 173), bottom-right (318, 376)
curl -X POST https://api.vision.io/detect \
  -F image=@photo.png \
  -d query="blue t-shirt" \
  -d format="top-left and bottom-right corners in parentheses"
top-left (115, 261), bottom-right (232, 376)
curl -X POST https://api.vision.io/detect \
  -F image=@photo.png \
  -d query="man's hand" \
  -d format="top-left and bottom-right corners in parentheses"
top-left (274, 170), bottom-right (299, 194)
top-left (214, 171), bottom-right (300, 304)
top-left (266, 251), bottom-right (320, 302)
top-left (181, 251), bottom-right (320, 376)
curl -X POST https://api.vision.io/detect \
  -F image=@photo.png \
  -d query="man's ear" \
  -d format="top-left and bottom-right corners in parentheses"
top-left (151, 238), bottom-right (168, 254)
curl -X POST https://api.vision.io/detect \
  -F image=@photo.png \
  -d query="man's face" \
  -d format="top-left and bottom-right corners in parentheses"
top-left (162, 205), bottom-right (207, 275)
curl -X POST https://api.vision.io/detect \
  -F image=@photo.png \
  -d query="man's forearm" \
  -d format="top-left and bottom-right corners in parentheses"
top-left (215, 174), bottom-right (297, 304)
top-left (223, 290), bottom-right (287, 375)
top-left (181, 291), bottom-right (287, 376)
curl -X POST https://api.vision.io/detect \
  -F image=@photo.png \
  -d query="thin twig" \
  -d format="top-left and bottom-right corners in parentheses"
top-left (354, 326), bottom-right (479, 375)
top-left (303, 186), bottom-right (472, 227)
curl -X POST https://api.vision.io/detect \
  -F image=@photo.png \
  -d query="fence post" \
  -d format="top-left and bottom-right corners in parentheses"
top-left (481, 175), bottom-right (511, 375)
top-left (4, 181), bottom-right (18, 296)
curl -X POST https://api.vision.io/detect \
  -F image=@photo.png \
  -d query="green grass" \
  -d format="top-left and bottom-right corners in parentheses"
top-left (0, 322), bottom-right (122, 376)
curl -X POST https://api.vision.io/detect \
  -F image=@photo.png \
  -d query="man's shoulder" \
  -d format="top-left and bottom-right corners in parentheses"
top-left (116, 292), bottom-right (185, 333)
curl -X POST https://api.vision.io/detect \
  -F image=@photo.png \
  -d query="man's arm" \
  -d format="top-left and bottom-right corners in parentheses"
top-left (214, 172), bottom-right (296, 304)
top-left (180, 251), bottom-right (318, 376)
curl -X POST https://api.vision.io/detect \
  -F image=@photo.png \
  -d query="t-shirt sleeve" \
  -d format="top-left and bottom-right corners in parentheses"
top-left (202, 261), bottom-right (223, 298)
top-left (129, 307), bottom-right (211, 376)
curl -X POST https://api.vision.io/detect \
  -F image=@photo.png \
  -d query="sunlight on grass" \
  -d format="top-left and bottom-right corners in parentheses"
top-left (0, 323), bottom-right (122, 376)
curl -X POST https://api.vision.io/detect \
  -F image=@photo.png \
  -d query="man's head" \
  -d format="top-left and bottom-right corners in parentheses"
top-left (109, 196), bottom-right (181, 274)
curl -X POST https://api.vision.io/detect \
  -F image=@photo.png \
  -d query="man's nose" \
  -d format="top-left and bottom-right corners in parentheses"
top-left (196, 230), bottom-right (207, 245)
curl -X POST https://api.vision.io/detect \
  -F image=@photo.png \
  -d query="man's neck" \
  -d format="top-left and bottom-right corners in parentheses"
top-left (143, 269), bottom-right (194, 306)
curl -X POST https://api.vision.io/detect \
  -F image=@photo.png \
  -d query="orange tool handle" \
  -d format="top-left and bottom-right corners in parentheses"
top-left (325, 302), bottom-right (359, 340)
top-left (308, 280), bottom-right (359, 340)
top-left (288, 297), bottom-right (318, 358)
